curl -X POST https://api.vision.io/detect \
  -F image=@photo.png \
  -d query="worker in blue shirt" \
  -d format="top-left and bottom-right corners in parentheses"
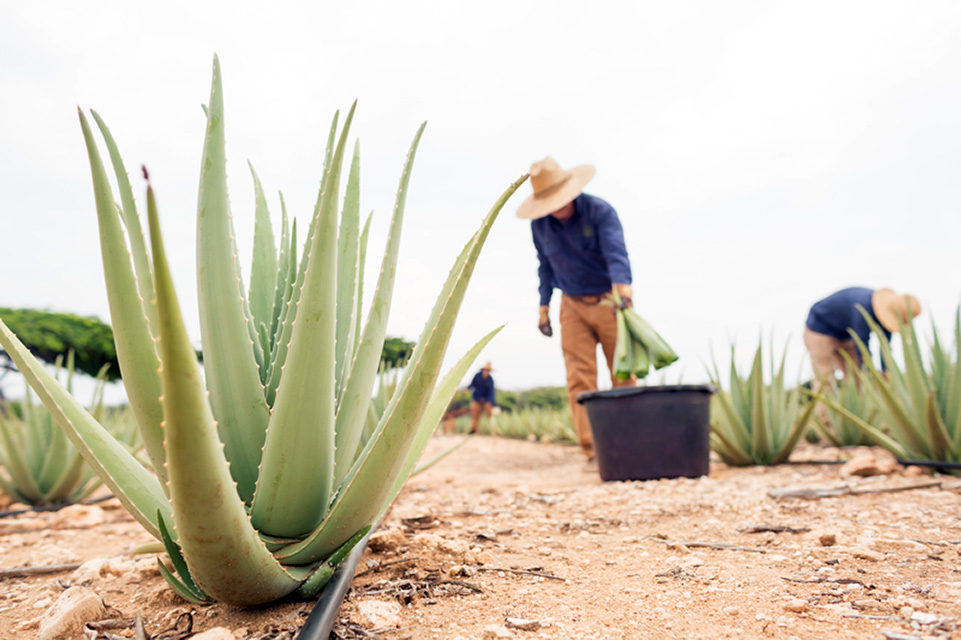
top-left (804, 287), bottom-right (921, 385)
top-left (516, 157), bottom-right (634, 460)
top-left (467, 362), bottom-right (496, 434)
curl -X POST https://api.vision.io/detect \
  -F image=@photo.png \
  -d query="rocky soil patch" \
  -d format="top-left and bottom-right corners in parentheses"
top-left (1, 436), bottom-right (960, 639)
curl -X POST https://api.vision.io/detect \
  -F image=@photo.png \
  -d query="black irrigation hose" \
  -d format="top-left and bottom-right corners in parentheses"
top-left (0, 493), bottom-right (115, 519)
top-left (897, 459), bottom-right (961, 471)
top-left (296, 532), bottom-right (372, 640)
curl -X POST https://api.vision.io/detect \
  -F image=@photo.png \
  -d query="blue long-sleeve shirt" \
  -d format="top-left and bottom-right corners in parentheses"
top-left (468, 371), bottom-right (495, 404)
top-left (531, 193), bottom-right (632, 307)
top-left (806, 287), bottom-right (891, 369)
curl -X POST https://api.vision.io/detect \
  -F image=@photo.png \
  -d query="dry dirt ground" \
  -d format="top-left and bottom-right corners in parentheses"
top-left (1, 435), bottom-right (961, 640)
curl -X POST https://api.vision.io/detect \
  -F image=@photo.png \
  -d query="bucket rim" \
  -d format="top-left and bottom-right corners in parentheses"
top-left (576, 384), bottom-right (717, 404)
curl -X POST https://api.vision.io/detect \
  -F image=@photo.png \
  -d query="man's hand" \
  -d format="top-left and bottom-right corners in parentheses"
top-left (614, 283), bottom-right (633, 309)
top-left (538, 305), bottom-right (553, 337)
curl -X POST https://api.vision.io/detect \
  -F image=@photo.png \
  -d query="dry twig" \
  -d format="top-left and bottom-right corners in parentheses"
top-left (768, 481), bottom-right (942, 501)
top-left (648, 536), bottom-right (766, 554)
top-left (0, 562), bottom-right (82, 579)
top-left (475, 566), bottom-right (565, 581)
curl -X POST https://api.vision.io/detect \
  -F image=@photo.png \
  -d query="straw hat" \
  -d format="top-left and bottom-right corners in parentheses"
top-left (480, 362), bottom-right (493, 371)
top-left (871, 288), bottom-right (921, 332)
top-left (515, 157), bottom-right (595, 220)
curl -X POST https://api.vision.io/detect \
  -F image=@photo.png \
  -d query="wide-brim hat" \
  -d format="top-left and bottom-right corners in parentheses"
top-left (481, 361), bottom-right (493, 371)
top-left (871, 288), bottom-right (921, 332)
top-left (515, 157), bottom-right (595, 220)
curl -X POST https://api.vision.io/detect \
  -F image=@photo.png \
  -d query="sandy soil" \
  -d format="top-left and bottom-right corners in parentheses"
top-left (1, 435), bottom-right (960, 640)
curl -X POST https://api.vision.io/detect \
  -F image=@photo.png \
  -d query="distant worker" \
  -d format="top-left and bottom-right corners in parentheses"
top-left (805, 287), bottom-right (921, 386)
top-left (467, 362), bottom-right (496, 435)
top-left (517, 157), bottom-right (634, 460)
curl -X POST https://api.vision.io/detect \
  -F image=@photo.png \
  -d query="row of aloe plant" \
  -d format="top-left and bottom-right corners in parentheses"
top-left (0, 352), bottom-right (139, 506)
top-left (709, 304), bottom-right (961, 470)
top-left (821, 306), bottom-right (961, 466)
top-left (0, 56), bottom-right (527, 605)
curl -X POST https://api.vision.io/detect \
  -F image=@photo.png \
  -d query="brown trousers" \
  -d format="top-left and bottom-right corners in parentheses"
top-left (469, 400), bottom-right (493, 434)
top-left (560, 293), bottom-right (633, 456)
top-left (803, 327), bottom-right (860, 423)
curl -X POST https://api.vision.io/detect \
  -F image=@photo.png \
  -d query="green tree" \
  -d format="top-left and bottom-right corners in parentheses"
top-left (0, 308), bottom-right (119, 381)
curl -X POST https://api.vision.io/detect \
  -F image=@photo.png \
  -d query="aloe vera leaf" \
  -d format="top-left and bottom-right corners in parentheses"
top-left (711, 389), bottom-right (752, 457)
top-left (630, 331), bottom-right (650, 379)
top-left (41, 452), bottom-right (86, 504)
top-left (36, 410), bottom-right (72, 494)
top-left (79, 109), bottom-right (167, 489)
top-left (89, 110), bottom-right (159, 332)
top-left (335, 142), bottom-right (362, 401)
top-left (157, 513), bottom-right (209, 602)
top-left (247, 162), bottom-right (279, 358)
top-left (331, 123), bottom-right (425, 491)
top-left (949, 310), bottom-right (961, 451)
top-left (0, 414), bottom-right (42, 502)
top-left (812, 388), bottom-right (908, 457)
top-left (749, 347), bottom-right (769, 461)
top-left (158, 562), bottom-right (210, 605)
top-left (268, 198), bottom-right (291, 357)
top-left (355, 212), bottom-right (373, 359)
top-left (900, 313), bottom-right (932, 422)
top-left (389, 326), bottom-right (504, 503)
top-left (147, 180), bottom-right (299, 605)
top-left (0, 319), bottom-right (170, 538)
top-left (709, 428), bottom-right (754, 466)
top-left (613, 311), bottom-right (631, 381)
top-left (250, 102), bottom-right (357, 537)
top-left (294, 526), bottom-right (371, 601)
top-left (771, 399), bottom-right (816, 464)
top-left (925, 391), bottom-right (953, 461)
top-left (623, 309), bottom-right (678, 370)
top-left (267, 215), bottom-right (297, 389)
top-left (865, 364), bottom-right (929, 457)
top-left (196, 56), bottom-right (270, 503)
top-left (279, 174), bottom-right (527, 564)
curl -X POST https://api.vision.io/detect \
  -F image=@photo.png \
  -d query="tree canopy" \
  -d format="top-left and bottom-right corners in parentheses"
top-left (0, 307), bottom-right (119, 381)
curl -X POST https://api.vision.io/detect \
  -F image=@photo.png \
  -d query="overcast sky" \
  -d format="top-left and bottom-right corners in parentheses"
top-left (2, 1), bottom-right (960, 402)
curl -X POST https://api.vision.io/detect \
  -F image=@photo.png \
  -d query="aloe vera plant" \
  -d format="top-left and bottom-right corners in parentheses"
top-left (809, 371), bottom-right (880, 447)
top-left (0, 353), bottom-right (138, 506)
top-left (709, 342), bottom-right (817, 466)
top-left (820, 305), bottom-right (961, 466)
top-left (0, 56), bottom-right (526, 605)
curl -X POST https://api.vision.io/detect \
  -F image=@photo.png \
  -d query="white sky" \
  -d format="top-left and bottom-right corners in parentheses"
top-left (2, 1), bottom-right (960, 403)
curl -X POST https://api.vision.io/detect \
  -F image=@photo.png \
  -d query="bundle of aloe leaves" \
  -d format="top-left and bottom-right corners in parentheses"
top-left (612, 293), bottom-right (678, 381)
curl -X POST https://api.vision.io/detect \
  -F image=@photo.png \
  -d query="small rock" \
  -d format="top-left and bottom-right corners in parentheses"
top-left (911, 611), bottom-right (939, 625)
top-left (899, 606), bottom-right (915, 618)
top-left (49, 505), bottom-right (108, 529)
top-left (449, 564), bottom-right (476, 577)
top-left (355, 600), bottom-right (402, 629)
top-left (536, 546), bottom-right (553, 556)
top-left (482, 624), bottom-right (513, 639)
top-left (680, 556), bottom-right (704, 568)
top-left (851, 548), bottom-right (883, 562)
top-left (26, 543), bottom-right (81, 567)
top-left (723, 606), bottom-right (739, 616)
top-left (505, 616), bottom-right (541, 631)
top-left (817, 532), bottom-right (838, 546)
top-left (71, 558), bottom-right (129, 585)
top-left (190, 629), bottom-right (235, 640)
top-left (840, 451), bottom-right (900, 477)
top-left (37, 586), bottom-right (106, 640)
top-left (783, 598), bottom-right (808, 613)
top-left (368, 528), bottom-right (406, 553)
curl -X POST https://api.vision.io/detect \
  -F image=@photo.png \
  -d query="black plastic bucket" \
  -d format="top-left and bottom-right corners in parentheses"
top-left (576, 385), bottom-right (716, 482)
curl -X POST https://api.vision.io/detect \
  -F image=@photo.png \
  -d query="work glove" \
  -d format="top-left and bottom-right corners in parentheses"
top-left (614, 283), bottom-right (633, 310)
top-left (538, 305), bottom-right (553, 337)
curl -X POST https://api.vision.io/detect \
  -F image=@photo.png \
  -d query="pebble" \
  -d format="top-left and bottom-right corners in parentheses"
top-left (368, 528), bottom-right (406, 553)
top-left (505, 616), bottom-right (541, 631)
top-left (537, 546), bottom-right (553, 556)
top-left (817, 532), bottom-right (838, 546)
top-left (783, 598), bottom-right (808, 613)
top-left (911, 611), bottom-right (939, 625)
top-left (355, 600), bottom-right (403, 628)
top-left (723, 606), bottom-right (739, 616)
top-left (49, 505), bottom-right (108, 529)
top-left (37, 586), bottom-right (105, 640)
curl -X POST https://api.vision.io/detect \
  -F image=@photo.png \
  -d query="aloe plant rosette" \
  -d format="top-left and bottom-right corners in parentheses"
top-left (0, 56), bottom-right (527, 605)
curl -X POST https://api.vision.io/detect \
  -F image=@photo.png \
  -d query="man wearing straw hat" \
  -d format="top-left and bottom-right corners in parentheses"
top-left (517, 157), bottom-right (634, 460)
top-left (804, 287), bottom-right (922, 386)
top-left (467, 362), bottom-right (496, 435)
